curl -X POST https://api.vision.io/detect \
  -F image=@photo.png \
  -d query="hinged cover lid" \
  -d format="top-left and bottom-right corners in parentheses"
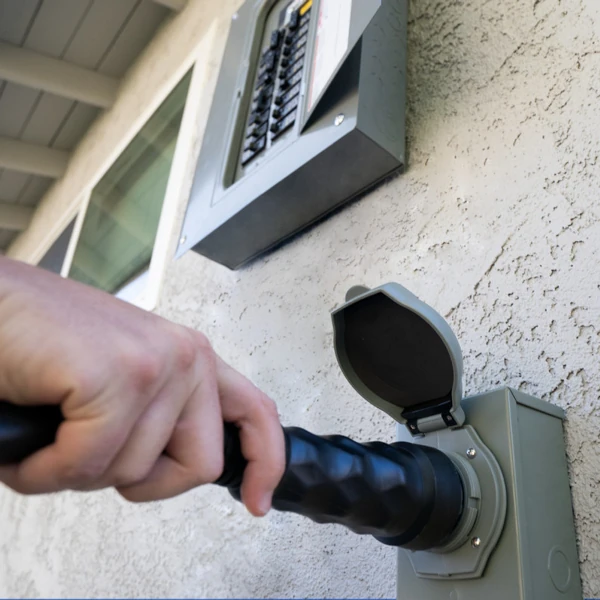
top-left (332, 283), bottom-right (465, 435)
top-left (302, 0), bottom-right (382, 126)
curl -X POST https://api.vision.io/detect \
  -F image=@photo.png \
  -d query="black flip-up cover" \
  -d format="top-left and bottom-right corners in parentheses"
top-left (332, 284), bottom-right (465, 434)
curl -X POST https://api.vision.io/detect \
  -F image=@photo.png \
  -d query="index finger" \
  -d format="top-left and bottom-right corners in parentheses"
top-left (216, 357), bottom-right (285, 517)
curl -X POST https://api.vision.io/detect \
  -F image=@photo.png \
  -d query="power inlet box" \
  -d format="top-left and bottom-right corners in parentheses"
top-left (333, 284), bottom-right (582, 599)
top-left (178, 0), bottom-right (408, 269)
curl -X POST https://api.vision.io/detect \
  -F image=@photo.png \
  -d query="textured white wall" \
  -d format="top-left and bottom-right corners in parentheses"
top-left (2, 0), bottom-right (600, 598)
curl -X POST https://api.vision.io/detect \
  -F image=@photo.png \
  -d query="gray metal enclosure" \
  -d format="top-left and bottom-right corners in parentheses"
top-left (178, 0), bottom-right (408, 269)
top-left (396, 389), bottom-right (582, 600)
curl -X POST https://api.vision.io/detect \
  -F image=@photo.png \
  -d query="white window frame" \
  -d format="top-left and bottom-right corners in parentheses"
top-left (34, 21), bottom-right (224, 312)
top-left (63, 64), bottom-right (196, 311)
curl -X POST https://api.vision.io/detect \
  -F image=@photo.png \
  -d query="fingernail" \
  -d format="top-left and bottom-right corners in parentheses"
top-left (256, 495), bottom-right (271, 517)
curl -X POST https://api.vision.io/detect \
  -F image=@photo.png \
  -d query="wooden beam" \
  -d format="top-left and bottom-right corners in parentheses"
top-left (0, 42), bottom-right (119, 108)
top-left (0, 202), bottom-right (35, 231)
top-left (0, 137), bottom-right (69, 178)
top-left (151, 0), bottom-right (186, 11)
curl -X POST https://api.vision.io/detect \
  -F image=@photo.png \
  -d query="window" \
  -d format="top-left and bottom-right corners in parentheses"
top-left (38, 218), bottom-right (77, 275)
top-left (68, 70), bottom-right (192, 295)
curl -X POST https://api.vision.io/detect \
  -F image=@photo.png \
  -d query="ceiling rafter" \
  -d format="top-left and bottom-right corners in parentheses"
top-left (0, 137), bottom-right (69, 178)
top-left (151, 0), bottom-right (187, 12)
top-left (0, 42), bottom-right (119, 108)
top-left (0, 202), bottom-right (35, 231)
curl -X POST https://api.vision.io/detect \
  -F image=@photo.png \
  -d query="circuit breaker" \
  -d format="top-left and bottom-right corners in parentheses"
top-left (177, 0), bottom-right (407, 269)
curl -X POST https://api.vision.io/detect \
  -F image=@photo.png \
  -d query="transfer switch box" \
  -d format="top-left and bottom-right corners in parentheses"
top-left (178, 0), bottom-right (408, 269)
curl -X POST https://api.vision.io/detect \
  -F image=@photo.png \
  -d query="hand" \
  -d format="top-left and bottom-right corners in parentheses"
top-left (0, 257), bottom-right (285, 515)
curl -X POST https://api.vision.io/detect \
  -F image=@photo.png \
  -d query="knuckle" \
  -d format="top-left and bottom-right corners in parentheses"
top-left (11, 487), bottom-right (35, 497)
top-left (0, 480), bottom-right (33, 497)
top-left (113, 463), bottom-right (153, 488)
top-left (63, 365), bottom-right (101, 402)
top-left (247, 386), bottom-right (279, 421)
top-left (193, 330), bottom-right (212, 351)
top-left (163, 326), bottom-right (214, 374)
top-left (260, 394), bottom-right (280, 421)
top-left (196, 460), bottom-right (224, 486)
top-left (193, 331), bottom-right (214, 362)
top-left (59, 458), bottom-right (108, 489)
top-left (120, 346), bottom-right (162, 394)
top-left (192, 333), bottom-right (217, 376)
top-left (168, 326), bottom-right (198, 372)
top-left (190, 452), bottom-right (224, 487)
top-left (117, 489), bottom-right (145, 504)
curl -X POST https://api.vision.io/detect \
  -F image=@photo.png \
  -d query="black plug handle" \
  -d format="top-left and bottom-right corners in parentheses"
top-left (0, 402), bottom-right (64, 464)
top-left (0, 401), bottom-right (463, 550)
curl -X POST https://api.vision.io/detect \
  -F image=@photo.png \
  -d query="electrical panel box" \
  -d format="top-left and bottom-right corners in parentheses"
top-left (178, 0), bottom-right (408, 269)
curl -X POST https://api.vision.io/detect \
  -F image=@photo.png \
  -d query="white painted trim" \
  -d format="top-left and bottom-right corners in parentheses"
top-left (53, 29), bottom-right (216, 303)
top-left (7, 1), bottom-right (236, 266)
top-left (137, 20), bottom-right (225, 312)
top-left (64, 19), bottom-right (226, 311)
top-left (60, 190), bottom-right (91, 278)
top-left (61, 23), bottom-right (219, 311)
top-left (0, 137), bottom-right (69, 178)
top-left (0, 42), bottom-right (119, 108)
top-left (24, 14), bottom-right (229, 311)
top-left (80, 37), bottom-right (210, 201)
top-left (116, 270), bottom-right (150, 304)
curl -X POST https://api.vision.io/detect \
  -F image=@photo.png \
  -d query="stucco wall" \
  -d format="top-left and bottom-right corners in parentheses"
top-left (1, 0), bottom-right (600, 598)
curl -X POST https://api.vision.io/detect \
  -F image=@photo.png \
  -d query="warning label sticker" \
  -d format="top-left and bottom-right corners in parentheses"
top-left (307, 0), bottom-right (352, 112)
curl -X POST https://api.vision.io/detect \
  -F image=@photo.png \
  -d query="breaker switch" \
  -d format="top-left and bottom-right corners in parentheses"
top-left (270, 29), bottom-right (283, 49)
top-left (289, 9), bottom-right (300, 30)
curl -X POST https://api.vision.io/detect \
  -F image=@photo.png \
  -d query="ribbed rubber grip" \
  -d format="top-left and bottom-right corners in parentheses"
top-left (0, 401), bottom-right (463, 550)
top-left (218, 426), bottom-right (464, 550)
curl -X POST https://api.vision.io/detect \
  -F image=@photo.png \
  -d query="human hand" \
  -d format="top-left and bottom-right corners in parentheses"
top-left (0, 257), bottom-right (285, 515)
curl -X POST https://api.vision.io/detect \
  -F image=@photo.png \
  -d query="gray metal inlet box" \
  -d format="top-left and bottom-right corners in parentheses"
top-left (334, 284), bottom-right (582, 600)
top-left (396, 389), bottom-right (582, 599)
top-left (178, 0), bottom-right (407, 269)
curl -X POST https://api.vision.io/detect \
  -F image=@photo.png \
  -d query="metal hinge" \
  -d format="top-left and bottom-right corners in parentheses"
top-left (406, 406), bottom-right (466, 436)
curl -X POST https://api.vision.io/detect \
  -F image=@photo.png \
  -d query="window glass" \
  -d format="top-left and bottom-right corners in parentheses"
top-left (69, 70), bottom-right (191, 294)
top-left (38, 218), bottom-right (76, 275)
